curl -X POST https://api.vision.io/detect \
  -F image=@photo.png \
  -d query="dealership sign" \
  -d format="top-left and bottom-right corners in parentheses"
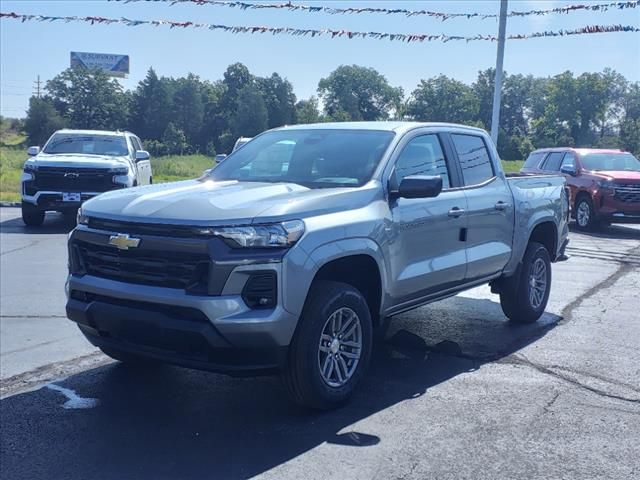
top-left (70, 52), bottom-right (129, 77)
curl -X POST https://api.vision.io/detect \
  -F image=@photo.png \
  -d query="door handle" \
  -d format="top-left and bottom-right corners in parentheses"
top-left (448, 207), bottom-right (465, 218)
top-left (494, 201), bottom-right (510, 211)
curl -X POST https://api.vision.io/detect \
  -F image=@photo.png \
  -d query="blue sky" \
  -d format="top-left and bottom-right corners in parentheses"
top-left (1, 0), bottom-right (639, 117)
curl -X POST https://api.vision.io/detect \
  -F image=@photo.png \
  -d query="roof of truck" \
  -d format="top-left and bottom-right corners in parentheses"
top-left (531, 147), bottom-right (628, 155)
top-left (277, 121), bottom-right (486, 135)
top-left (53, 129), bottom-right (132, 136)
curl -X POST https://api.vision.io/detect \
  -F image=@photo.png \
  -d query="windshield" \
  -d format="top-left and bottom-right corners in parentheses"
top-left (580, 152), bottom-right (640, 172)
top-left (210, 129), bottom-right (395, 188)
top-left (43, 134), bottom-right (129, 157)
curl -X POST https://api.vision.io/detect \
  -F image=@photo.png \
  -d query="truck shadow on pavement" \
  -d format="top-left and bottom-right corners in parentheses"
top-left (0, 296), bottom-right (560, 480)
top-left (0, 212), bottom-right (76, 235)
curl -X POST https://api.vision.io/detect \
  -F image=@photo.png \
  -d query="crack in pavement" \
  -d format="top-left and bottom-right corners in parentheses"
top-left (543, 391), bottom-right (562, 413)
top-left (0, 239), bottom-right (47, 257)
top-left (559, 245), bottom-right (640, 325)
top-left (501, 354), bottom-right (640, 405)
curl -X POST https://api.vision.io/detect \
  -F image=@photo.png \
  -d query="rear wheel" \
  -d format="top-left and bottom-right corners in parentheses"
top-left (499, 242), bottom-right (551, 324)
top-left (283, 281), bottom-right (373, 410)
top-left (575, 196), bottom-right (597, 231)
top-left (21, 202), bottom-right (45, 227)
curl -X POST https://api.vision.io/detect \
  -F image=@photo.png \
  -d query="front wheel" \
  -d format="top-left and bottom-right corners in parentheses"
top-left (575, 196), bottom-right (597, 231)
top-left (499, 242), bottom-right (551, 324)
top-left (21, 202), bottom-right (45, 227)
top-left (283, 281), bottom-right (373, 410)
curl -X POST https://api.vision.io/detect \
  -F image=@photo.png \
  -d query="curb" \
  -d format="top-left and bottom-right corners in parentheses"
top-left (0, 202), bottom-right (20, 208)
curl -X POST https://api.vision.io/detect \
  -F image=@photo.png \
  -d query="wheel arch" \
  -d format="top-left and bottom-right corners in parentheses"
top-left (293, 239), bottom-right (387, 327)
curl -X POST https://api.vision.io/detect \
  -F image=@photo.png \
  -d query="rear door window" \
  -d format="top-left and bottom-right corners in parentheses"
top-left (451, 134), bottom-right (494, 186)
top-left (542, 152), bottom-right (565, 172)
top-left (523, 151), bottom-right (547, 170)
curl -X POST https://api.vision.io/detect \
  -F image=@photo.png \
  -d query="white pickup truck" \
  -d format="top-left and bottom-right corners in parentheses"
top-left (21, 129), bottom-right (152, 226)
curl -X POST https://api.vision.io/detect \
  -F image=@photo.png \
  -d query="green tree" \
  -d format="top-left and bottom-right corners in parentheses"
top-left (295, 97), bottom-right (322, 124)
top-left (232, 84), bottom-right (268, 138)
top-left (318, 65), bottom-right (403, 121)
top-left (258, 73), bottom-right (297, 128)
top-left (24, 97), bottom-right (66, 146)
top-left (130, 68), bottom-right (172, 140)
top-left (172, 74), bottom-right (204, 147)
top-left (620, 82), bottom-right (640, 155)
top-left (407, 75), bottom-right (478, 124)
top-left (45, 68), bottom-right (129, 130)
top-left (162, 122), bottom-right (189, 155)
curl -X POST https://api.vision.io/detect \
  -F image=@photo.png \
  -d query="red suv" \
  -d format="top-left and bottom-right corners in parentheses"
top-left (521, 148), bottom-right (640, 230)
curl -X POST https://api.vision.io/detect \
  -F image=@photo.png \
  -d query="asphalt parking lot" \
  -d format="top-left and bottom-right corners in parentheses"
top-left (1, 206), bottom-right (639, 480)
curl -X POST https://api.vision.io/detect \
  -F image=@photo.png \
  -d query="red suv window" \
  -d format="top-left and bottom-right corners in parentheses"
top-left (542, 152), bottom-right (565, 172)
top-left (524, 151), bottom-right (546, 169)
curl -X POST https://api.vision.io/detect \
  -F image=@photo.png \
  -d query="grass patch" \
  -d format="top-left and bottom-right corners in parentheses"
top-left (501, 159), bottom-right (525, 173)
top-left (151, 154), bottom-right (214, 183)
top-left (0, 150), bottom-right (524, 203)
top-left (0, 147), bottom-right (26, 203)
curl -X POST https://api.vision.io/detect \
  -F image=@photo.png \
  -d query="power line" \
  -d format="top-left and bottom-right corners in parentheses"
top-left (109, 0), bottom-right (640, 21)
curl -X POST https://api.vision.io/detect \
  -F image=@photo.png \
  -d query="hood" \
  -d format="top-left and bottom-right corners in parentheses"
top-left (592, 170), bottom-right (640, 183)
top-left (82, 179), bottom-right (379, 225)
top-left (28, 153), bottom-right (130, 170)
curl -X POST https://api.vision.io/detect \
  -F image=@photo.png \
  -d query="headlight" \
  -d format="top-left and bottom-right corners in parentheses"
top-left (597, 179), bottom-right (615, 193)
top-left (109, 167), bottom-right (129, 175)
top-left (23, 163), bottom-right (37, 173)
top-left (77, 208), bottom-right (89, 225)
top-left (207, 220), bottom-right (305, 248)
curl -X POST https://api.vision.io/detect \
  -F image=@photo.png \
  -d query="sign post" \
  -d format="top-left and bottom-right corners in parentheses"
top-left (490, 0), bottom-right (508, 146)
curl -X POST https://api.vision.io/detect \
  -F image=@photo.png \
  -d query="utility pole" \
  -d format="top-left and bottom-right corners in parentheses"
top-left (490, 0), bottom-right (508, 145)
top-left (33, 75), bottom-right (42, 98)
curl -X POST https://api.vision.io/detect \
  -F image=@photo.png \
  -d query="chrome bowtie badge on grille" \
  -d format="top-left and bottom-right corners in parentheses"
top-left (108, 233), bottom-right (141, 250)
top-left (64, 172), bottom-right (80, 178)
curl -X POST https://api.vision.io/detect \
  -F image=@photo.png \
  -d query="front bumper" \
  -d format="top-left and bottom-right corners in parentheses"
top-left (66, 272), bottom-right (298, 374)
top-left (22, 190), bottom-right (102, 210)
top-left (595, 189), bottom-right (640, 223)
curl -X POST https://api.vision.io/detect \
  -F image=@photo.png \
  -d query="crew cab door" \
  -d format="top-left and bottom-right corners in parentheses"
top-left (448, 133), bottom-right (515, 281)
top-left (387, 132), bottom-right (468, 303)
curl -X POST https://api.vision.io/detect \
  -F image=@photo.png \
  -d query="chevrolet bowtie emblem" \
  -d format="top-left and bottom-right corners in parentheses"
top-left (108, 233), bottom-right (141, 250)
top-left (64, 172), bottom-right (80, 178)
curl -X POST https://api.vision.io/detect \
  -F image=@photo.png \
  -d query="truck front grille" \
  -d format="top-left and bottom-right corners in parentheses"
top-left (614, 183), bottom-right (640, 203)
top-left (34, 167), bottom-right (115, 192)
top-left (73, 240), bottom-right (210, 293)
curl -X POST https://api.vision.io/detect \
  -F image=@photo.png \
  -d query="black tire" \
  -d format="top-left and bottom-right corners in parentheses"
top-left (99, 346), bottom-right (161, 366)
top-left (283, 281), bottom-right (373, 410)
top-left (499, 242), bottom-right (552, 324)
top-left (575, 196), bottom-right (598, 231)
top-left (21, 202), bottom-right (45, 227)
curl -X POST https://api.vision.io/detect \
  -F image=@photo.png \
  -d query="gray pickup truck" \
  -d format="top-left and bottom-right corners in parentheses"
top-left (66, 122), bottom-right (569, 409)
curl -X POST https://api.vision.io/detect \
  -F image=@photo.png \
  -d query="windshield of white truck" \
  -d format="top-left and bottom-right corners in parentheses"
top-left (43, 134), bottom-right (129, 157)
top-left (580, 152), bottom-right (640, 172)
top-left (209, 129), bottom-right (395, 188)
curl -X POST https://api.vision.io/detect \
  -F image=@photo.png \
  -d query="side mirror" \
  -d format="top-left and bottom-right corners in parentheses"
top-left (560, 165), bottom-right (577, 176)
top-left (215, 154), bottom-right (227, 163)
top-left (393, 175), bottom-right (443, 200)
top-left (27, 146), bottom-right (40, 156)
top-left (135, 150), bottom-right (150, 161)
